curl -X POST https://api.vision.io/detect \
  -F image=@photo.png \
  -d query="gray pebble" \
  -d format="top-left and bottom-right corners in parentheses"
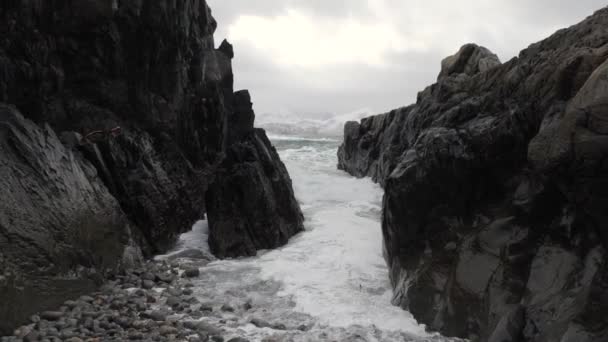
top-left (220, 304), bottom-right (234, 312)
top-left (146, 310), bottom-right (168, 322)
top-left (250, 318), bottom-right (271, 328)
top-left (40, 311), bottom-right (63, 321)
top-left (142, 280), bottom-right (155, 289)
top-left (159, 325), bottom-right (178, 335)
top-left (166, 296), bottom-right (181, 307)
top-left (184, 267), bottom-right (200, 278)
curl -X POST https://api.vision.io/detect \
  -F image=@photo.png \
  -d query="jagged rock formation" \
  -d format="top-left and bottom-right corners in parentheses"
top-left (339, 9), bottom-right (608, 342)
top-left (0, 105), bottom-right (143, 336)
top-left (206, 91), bottom-right (304, 258)
top-left (0, 0), bottom-right (226, 254)
top-left (0, 0), bottom-right (302, 335)
top-left (207, 127), bottom-right (304, 258)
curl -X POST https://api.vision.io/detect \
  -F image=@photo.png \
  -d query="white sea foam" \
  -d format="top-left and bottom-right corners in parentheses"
top-left (155, 220), bottom-right (211, 261)
top-left (257, 108), bottom-right (371, 138)
top-left (254, 143), bottom-right (426, 333)
top-left (266, 134), bottom-right (340, 142)
top-left (161, 137), bottom-right (458, 341)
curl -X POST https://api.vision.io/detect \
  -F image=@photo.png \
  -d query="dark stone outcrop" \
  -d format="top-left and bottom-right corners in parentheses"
top-left (0, 0), bottom-right (302, 335)
top-left (339, 8), bottom-right (608, 342)
top-left (0, 0), bottom-right (225, 254)
top-left (207, 126), bottom-right (304, 258)
top-left (207, 90), bottom-right (304, 258)
top-left (438, 44), bottom-right (501, 80)
top-left (0, 105), bottom-right (143, 335)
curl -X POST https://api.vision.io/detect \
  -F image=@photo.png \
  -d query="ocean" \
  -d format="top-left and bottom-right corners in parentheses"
top-left (159, 131), bottom-right (457, 342)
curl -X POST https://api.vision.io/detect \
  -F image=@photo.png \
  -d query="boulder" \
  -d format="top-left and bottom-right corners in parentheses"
top-left (438, 43), bottom-right (501, 80)
top-left (205, 87), bottom-right (303, 259)
top-left (207, 128), bottom-right (305, 258)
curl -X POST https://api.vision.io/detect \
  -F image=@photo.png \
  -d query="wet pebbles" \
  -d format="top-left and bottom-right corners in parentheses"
top-left (1, 261), bottom-right (248, 342)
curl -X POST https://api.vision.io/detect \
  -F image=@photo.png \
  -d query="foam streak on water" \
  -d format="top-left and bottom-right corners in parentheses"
top-left (165, 137), bottom-right (458, 342)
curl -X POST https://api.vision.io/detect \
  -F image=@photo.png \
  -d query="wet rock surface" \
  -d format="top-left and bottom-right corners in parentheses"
top-left (0, 0), bottom-right (303, 334)
top-left (339, 7), bottom-right (608, 342)
top-left (0, 105), bottom-right (142, 335)
top-left (207, 128), bottom-right (304, 258)
top-left (1, 260), bottom-right (242, 342)
top-left (205, 90), bottom-right (304, 258)
top-left (2, 252), bottom-right (459, 342)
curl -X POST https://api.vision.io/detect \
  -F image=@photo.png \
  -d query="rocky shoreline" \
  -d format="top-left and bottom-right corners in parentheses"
top-left (0, 0), bottom-right (303, 333)
top-left (2, 255), bottom-right (250, 342)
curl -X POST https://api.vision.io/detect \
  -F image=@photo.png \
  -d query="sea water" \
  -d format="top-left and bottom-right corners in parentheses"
top-left (162, 134), bottom-right (457, 342)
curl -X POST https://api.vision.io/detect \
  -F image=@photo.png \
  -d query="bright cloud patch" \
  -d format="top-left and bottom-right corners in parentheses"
top-left (227, 10), bottom-right (414, 68)
top-left (210, 0), bottom-right (606, 115)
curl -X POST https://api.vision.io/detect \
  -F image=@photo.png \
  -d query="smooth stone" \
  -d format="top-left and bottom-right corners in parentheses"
top-left (220, 304), bottom-right (234, 312)
top-left (142, 280), bottom-right (155, 290)
top-left (64, 301), bottom-right (79, 309)
top-left (23, 332), bottom-right (40, 342)
top-left (183, 321), bottom-right (222, 336)
top-left (144, 310), bottom-right (167, 322)
top-left (142, 273), bottom-right (155, 281)
top-left (155, 273), bottom-right (174, 283)
top-left (79, 296), bottom-right (95, 303)
top-left (200, 303), bottom-right (214, 312)
top-left (128, 332), bottom-right (144, 340)
top-left (250, 318), bottom-right (271, 328)
top-left (40, 312), bottom-right (64, 321)
top-left (165, 296), bottom-right (181, 307)
top-left (167, 288), bottom-right (182, 297)
top-left (184, 267), bottom-right (200, 278)
top-left (271, 323), bottom-right (286, 331)
top-left (243, 301), bottom-right (253, 311)
top-left (159, 325), bottom-right (178, 335)
top-left (183, 296), bottom-right (199, 304)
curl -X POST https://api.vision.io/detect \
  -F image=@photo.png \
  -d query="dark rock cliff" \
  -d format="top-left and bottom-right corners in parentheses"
top-left (0, 105), bottom-right (143, 336)
top-left (207, 127), bottom-right (304, 258)
top-left (206, 91), bottom-right (304, 258)
top-left (0, 0), bottom-right (303, 335)
top-left (339, 8), bottom-right (608, 342)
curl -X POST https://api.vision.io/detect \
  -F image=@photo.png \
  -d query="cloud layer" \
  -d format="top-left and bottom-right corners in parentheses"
top-left (208, 0), bottom-right (607, 117)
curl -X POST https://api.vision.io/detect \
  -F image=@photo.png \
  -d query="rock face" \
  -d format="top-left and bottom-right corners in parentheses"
top-left (207, 121), bottom-right (304, 257)
top-left (438, 44), bottom-right (501, 80)
top-left (0, 0), bottom-right (302, 335)
top-left (0, 105), bottom-right (142, 336)
top-left (339, 8), bottom-right (608, 342)
top-left (0, 0), bottom-right (225, 254)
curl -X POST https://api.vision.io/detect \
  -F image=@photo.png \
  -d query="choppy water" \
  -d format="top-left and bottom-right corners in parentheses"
top-left (161, 135), bottom-right (457, 342)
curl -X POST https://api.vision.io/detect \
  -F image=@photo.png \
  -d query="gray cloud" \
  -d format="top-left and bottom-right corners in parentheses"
top-left (208, 0), bottom-right (607, 117)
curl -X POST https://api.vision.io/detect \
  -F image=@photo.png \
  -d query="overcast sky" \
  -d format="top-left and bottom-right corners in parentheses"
top-left (208, 0), bottom-right (606, 118)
